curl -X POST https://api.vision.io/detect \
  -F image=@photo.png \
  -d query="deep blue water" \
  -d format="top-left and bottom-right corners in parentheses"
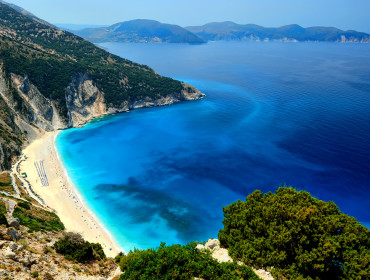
top-left (56, 41), bottom-right (370, 251)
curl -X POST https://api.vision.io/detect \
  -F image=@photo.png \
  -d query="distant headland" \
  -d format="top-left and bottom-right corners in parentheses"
top-left (61, 19), bottom-right (370, 44)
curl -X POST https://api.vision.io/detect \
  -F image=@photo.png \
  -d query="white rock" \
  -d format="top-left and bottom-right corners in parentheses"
top-left (7, 217), bottom-right (20, 229)
top-left (5, 248), bottom-right (17, 260)
top-left (195, 244), bottom-right (206, 250)
top-left (9, 241), bottom-right (18, 251)
top-left (205, 239), bottom-right (220, 250)
top-left (212, 248), bottom-right (233, 263)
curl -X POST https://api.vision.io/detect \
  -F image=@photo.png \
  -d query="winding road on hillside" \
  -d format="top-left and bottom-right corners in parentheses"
top-left (0, 196), bottom-right (16, 216)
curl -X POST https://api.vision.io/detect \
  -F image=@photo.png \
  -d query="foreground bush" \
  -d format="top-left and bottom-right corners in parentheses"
top-left (54, 232), bottom-right (105, 262)
top-left (219, 187), bottom-right (370, 279)
top-left (118, 242), bottom-right (260, 280)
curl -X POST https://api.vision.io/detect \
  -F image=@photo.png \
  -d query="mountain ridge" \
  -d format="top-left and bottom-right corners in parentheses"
top-left (74, 19), bottom-right (205, 44)
top-left (186, 21), bottom-right (370, 43)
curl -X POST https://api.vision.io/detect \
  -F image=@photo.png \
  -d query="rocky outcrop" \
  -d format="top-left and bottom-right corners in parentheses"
top-left (7, 217), bottom-right (20, 229)
top-left (0, 225), bottom-right (119, 280)
top-left (10, 73), bottom-right (67, 131)
top-left (66, 73), bottom-right (107, 127)
top-left (130, 82), bottom-right (205, 110)
top-left (66, 75), bottom-right (204, 127)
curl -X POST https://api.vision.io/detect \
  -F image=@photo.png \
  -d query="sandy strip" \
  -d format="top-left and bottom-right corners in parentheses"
top-left (20, 131), bottom-right (124, 258)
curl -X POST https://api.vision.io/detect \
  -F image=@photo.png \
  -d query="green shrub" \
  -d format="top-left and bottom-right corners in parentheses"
top-left (13, 206), bottom-right (64, 233)
top-left (119, 242), bottom-right (260, 280)
top-left (17, 201), bottom-right (31, 210)
top-left (54, 232), bottom-right (105, 263)
top-left (0, 213), bottom-right (8, 226)
top-left (218, 187), bottom-right (370, 280)
top-left (31, 271), bottom-right (39, 278)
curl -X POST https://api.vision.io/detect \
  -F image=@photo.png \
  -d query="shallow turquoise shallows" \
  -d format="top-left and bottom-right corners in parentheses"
top-left (56, 41), bottom-right (370, 252)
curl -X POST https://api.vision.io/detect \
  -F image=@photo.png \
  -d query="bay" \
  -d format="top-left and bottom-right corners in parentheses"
top-left (56, 41), bottom-right (370, 251)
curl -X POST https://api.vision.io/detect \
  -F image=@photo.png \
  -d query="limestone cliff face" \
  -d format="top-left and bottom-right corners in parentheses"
top-left (0, 68), bottom-right (25, 170)
top-left (11, 74), bottom-right (66, 132)
top-left (66, 75), bottom-right (205, 127)
top-left (66, 73), bottom-right (107, 128)
top-left (0, 68), bottom-right (68, 139)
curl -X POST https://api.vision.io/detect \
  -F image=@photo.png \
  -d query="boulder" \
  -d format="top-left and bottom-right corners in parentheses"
top-left (212, 248), bottom-right (233, 263)
top-left (7, 217), bottom-right (20, 229)
top-left (205, 239), bottom-right (220, 250)
top-left (9, 241), bottom-right (18, 251)
top-left (23, 256), bottom-right (37, 267)
top-left (8, 228), bottom-right (20, 240)
top-left (5, 248), bottom-right (17, 260)
top-left (0, 240), bottom-right (8, 249)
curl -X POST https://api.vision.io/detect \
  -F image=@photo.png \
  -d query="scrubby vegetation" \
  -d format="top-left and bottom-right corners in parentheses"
top-left (0, 201), bottom-right (7, 226)
top-left (218, 187), bottom-right (370, 280)
top-left (13, 203), bottom-right (64, 232)
top-left (54, 232), bottom-right (106, 263)
top-left (17, 201), bottom-right (31, 210)
top-left (117, 242), bottom-right (260, 280)
top-left (0, 172), bottom-right (12, 190)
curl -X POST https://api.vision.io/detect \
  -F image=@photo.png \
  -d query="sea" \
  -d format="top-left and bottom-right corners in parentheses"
top-left (56, 41), bottom-right (370, 252)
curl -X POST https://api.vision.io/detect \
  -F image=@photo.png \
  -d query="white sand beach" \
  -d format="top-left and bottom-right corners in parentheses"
top-left (19, 131), bottom-right (123, 258)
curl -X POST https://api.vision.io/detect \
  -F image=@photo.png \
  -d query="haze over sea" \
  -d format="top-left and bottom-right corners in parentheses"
top-left (56, 41), bottom-right (370, 251)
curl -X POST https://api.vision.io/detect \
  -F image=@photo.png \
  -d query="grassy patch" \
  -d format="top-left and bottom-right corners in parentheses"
top-left (0, 172), bottom-right (14, 194)
top-left (0, 200), bottom-right (7, 215)
top-left (13, 204), bottom-right (64, 233)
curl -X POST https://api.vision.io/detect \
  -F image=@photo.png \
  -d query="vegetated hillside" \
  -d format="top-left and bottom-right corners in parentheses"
top-left (74, 19), bottom-right (205, 44)
top-left (0, 3), bottom-right (203, 171)
top-left (186, 21), bottom-right (370, 43)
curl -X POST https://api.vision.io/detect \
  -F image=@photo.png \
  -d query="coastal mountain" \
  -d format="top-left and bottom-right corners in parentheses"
top-left (0, 3), bottom-right (204, 171)
top-left (186, 21), bottom-right (370, 43)
top-left (73, 19), bottom-right (205, 44)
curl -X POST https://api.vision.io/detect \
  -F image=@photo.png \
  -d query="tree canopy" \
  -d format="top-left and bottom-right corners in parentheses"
top-left (218, 187), bottom-right (370, 279)
top-left (117, 242), bottom-right (260, 280)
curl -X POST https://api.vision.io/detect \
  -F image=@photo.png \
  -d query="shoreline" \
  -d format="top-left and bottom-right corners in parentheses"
top-left (19, 130), bottom-right (124, 258)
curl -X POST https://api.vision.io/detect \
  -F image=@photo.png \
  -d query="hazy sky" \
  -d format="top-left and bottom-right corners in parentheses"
top-left (7, 0), bottom-right (370, 33)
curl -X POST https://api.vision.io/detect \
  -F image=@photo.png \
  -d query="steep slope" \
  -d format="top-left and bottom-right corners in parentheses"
top-left (0, 3), bottom-right (204, 171)
top-left (74, 19), bottom-right (205, 44)
top-left (186, 22), bottom-right (370, 43)
top-left (0, 0), bottom-right (54, 27)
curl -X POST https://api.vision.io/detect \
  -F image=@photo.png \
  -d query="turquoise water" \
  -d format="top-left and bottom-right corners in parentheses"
top-left (56, 42), bottom-right (370, 251)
